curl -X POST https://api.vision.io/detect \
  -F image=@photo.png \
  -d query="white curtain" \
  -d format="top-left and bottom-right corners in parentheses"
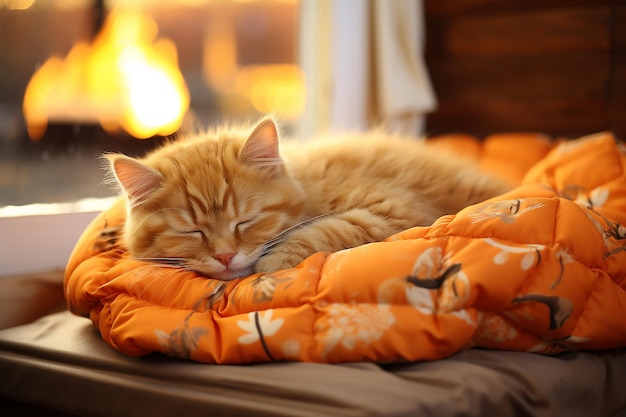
top-left (297, 0), bottom-right (437, 139)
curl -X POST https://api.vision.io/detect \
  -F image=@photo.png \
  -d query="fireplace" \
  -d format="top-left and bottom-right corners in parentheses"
top-left (0, 0), bottom-right (301, 207)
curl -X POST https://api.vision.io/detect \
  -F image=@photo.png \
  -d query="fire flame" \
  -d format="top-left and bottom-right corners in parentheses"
top-left (23, 8), bottom-right (190, 140)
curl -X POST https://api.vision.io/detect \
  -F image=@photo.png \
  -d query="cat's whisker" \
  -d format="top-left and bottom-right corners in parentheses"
top-left (270, 214), bottom-right (329, 240)
top-left (133, 257), bottom-right (187, 266)
top-left (156, 264), bottom-right (188, 270)
top-left (259, 214), bottom-right (330, 257)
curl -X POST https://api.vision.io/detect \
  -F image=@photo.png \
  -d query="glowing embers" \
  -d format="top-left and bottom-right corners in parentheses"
top-left (23, 8), bottom-right (190, 140)
top-left (202, 7), bottom-right (305, 122)
top-left (234, 64), bottom-right (305, 121)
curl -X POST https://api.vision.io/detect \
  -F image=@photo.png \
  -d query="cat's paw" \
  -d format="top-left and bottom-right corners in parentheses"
top-left (254, 250), bottom-right (304, 274)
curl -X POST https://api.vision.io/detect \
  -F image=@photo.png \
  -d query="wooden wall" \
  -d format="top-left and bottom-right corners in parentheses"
top-left (423, 0), bottom-right (626, 139)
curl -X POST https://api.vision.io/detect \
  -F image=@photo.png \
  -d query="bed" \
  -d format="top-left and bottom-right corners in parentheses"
top-left (1, 131), bottom-right (626, 417)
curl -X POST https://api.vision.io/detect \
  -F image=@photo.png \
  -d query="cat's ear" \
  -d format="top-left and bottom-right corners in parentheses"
top-left (239, 117), bottom-right (283, 176)
top-left (105, 154), bottom-right (163, 203)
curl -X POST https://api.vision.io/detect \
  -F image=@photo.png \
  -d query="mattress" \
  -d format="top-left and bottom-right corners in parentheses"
top-left (1, 309), bottom-right (625, 417)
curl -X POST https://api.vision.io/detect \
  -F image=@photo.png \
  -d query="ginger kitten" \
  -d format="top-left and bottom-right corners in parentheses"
top-left (105, 117), bottom-right (510, 280)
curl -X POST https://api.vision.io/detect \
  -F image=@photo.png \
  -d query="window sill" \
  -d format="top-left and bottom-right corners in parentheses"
top-left (0, 197), bottom-right (116, 278)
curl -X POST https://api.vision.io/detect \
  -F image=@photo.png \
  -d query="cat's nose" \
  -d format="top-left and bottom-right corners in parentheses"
top-left (214, 252), bottom-right (236, 267)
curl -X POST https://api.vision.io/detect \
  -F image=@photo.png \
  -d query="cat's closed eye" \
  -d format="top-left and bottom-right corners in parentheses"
top-left (235, 219), bottom-right (253, 228)
top-left (234, 219), bottom-right (255, 234)
top-left (182, 230), bottom-right (205, 237)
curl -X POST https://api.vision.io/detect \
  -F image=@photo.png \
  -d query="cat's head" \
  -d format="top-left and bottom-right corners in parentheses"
top-left (105, 117), bottom-right (305, 280)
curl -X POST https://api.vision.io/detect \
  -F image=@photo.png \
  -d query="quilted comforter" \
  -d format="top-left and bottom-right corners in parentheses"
top-left (64, 132), bottom-right (626, 364)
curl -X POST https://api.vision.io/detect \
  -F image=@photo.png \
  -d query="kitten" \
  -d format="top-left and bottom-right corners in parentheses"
top-left (105, 117), bottom-right (510, 280)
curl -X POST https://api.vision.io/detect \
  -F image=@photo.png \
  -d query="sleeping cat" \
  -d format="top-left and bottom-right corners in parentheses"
top-left (105, 117), bottom-right (510, 280)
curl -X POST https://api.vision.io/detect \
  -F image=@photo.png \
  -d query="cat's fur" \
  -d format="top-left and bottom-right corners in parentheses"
top-left (105, 117), bottom-right (511, 280)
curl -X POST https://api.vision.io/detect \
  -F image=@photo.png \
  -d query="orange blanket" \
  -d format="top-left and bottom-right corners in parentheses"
top-left (64, 132), bottom-right (626, 363)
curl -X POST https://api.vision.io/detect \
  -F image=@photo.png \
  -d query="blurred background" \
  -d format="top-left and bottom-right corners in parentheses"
top-left (0, 0), bottom-right (624, 208)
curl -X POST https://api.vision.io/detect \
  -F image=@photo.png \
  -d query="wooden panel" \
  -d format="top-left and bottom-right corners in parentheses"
top-left (440, 8), bottom-right (610, 57)
top-left (608, 55), bottom-right (626, 138)
top-left (608, 6), bottom-right (626, 138)
top-left (424, 0), bottom-right (623, 17)
top-left (427, 98), bottom-right (607, 138)
top-left (428, 54), bottom-right (610, 101)
top-left (613, 6), bottom-right (626, 51)
top-left (424, 1), bottom-right (625, 138)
